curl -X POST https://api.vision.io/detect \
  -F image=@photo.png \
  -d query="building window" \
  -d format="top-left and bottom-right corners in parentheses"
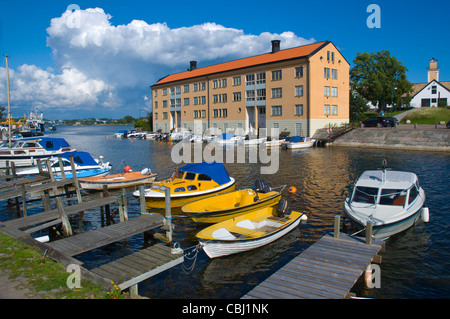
top-left (257, 89), bottom-right (266, 101)
top-left (256, 72), bottom-right (266, 84)
top-left (272, 70), bottom-right (282, 81)
top-left (272, 88), bottom-right (282, 98)
top-left (193, 83), bottom-right (198, 92)
top-left (324, 86), bottom-right (330, 97)
top-left (222, 108), bottom-right (228, 118)
top-left (202, 110), bottom-right (206, 118)
top-left (184, 85), bottom-right (189, 93)
top-left (324, 68), bottom-right (330, 79)
top-left (194, 97), bottom-right (198, 105)
top-left (154, 101), bottom-right (158, 109)
top-left (332, 69), bottom-right (338, 79)
top-left (272, 106), bottom-right (282, 116)
top-left (222, 79), bottom-right (227, 88)
top-left (332, 87), bottom-right (338, 97)
top-left (154, 90), bottom-right (158, 97)
top-left (246, 74), bottom-right (255, 86)
top-left (154, 113), bottom-right (158, 120)
top-left (246, 90), bottom-right (255, 101)
top-left (163, 100), bottom-right (167, 108)
top-left (295, 104), bottom-right (303, 115)
top-left (324, 104), bottom-right (331, 115)
top-left (295, 66), bottom-right (303, 78)
top-left (222, 94), bottom-right (227, 103)
top-left (332, 105), bottom-right (338, 115)
top-left (233, 92), bottom-right (241, 101)
top-left (331, 52), bottom-right (335, 63)
top-left (175, 86), bottom-right (181, 94)
top-left (163, 112), bottom-right (168, 119)
top-left (162, 88), bottom-right (167, 96)
top-left (184, 98), bottom-right (189, 106)
top-left (176, 98), bottom-right (181, 107)
top-left (295, 85), bottom-right (304, 97)
top-left (233, 76), bottom-right (241, 86)
top-left (432, 86), bottom-right (437, 94)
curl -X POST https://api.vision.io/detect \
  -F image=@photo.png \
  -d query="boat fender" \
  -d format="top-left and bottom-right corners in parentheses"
top-left (288, 186), bottom-right (297, 194)
top-left (421, 207), bottom-right (429, 223)
top-left (124, 165), bottom-right (131, 173)
top-left (140, 168), bottom-right (151, 175)
top-left (300, 214), bottom-right (308, 221)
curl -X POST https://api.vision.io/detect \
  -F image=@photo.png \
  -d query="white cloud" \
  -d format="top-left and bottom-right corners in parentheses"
top-left (0, 7), bottom-right (315, 118)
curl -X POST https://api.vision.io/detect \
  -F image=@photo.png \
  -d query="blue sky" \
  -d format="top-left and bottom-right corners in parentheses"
top-left (0, 0), bottom-right (449, 120)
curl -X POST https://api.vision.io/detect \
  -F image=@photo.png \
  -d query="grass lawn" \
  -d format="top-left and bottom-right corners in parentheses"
top-left (0, 232), bottom-right (122, 299)
top-left (400, 107), bottom-right (450, 124)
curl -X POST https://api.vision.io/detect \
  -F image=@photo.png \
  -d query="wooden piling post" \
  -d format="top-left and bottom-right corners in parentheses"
top-left (366, 221), bottom-right (373, 245)
top-left (165, 187), bottom-right (172, 243)
top-left (139, 185), bottom-right (146, 214)
top-left (334, 215), bottom-right (340, 238)
top-left (47, 159), bottom-right (72, 237)
top-left (57, 155), bottom-right (66, 179)
top-left (118, 188), bottom-right (128, 222)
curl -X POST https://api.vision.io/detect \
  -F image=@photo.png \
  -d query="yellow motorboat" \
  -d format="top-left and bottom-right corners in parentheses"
top-left (132, 162), bottom-right (235, 209)
top-left (182, 180), bottom-right (283, 223)
top-left (196, 199), bottom-right (307, 258)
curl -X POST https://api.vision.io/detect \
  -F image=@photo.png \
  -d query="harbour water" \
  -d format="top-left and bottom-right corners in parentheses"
top-left (1, 124), bottom-right (449, 299)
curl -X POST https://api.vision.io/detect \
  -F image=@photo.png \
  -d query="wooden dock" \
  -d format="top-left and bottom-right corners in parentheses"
top-left (242, 231), bottom-right (385, 299)
top-left (1, 162), bottom-right (184, 297)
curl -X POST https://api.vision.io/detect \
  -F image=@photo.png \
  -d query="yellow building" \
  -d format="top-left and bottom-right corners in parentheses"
top-left (151, 40), bottom-right (349, 137)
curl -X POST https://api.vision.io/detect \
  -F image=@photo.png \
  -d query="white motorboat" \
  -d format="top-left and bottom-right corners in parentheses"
top-left (0, 137), bottom-right (75, 168)
top-left (281, 136), bottom-right (315, 149)
top-left (17, 151), bottom-right (111, 179)
top-left (344, 161), bottom-right (428, 240)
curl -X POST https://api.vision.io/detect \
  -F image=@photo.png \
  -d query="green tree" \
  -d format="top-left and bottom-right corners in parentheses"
top-left (350, 51), bottom-right (412, 112)
top-left (349, 89), bottom-right (369, 122)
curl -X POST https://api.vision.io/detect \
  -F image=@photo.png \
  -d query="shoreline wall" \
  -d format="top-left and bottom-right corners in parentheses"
top-left (330, 128), bottom-right (450, 152)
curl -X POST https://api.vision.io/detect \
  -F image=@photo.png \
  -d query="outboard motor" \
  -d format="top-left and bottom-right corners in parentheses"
top-left (254, 180), bottom-right (266, 193)
top-left (277, 199), bottom-right (290, 217)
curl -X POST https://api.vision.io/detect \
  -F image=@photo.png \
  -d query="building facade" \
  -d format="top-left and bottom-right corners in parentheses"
top-left (151, 40), bottom-right (349, 137)
top-left (409, 58), bottom-right (450, 108)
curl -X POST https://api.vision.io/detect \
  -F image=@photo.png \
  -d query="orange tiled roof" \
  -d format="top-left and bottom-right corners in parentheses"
top-left (153, 41), bottom-right (329, 86)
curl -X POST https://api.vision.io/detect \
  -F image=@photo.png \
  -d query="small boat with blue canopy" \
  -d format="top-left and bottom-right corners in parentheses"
top-left (133, 162), bottom-right (236, 209)
top-left (17, 151), bottom-right (111, 179)
top-left (0, 137), bottom-right (75, 168)
top-left (281, 136), bottom-right (315, 149)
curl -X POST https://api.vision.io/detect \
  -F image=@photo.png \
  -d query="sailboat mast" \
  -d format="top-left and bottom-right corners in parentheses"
top-left (4, 55), bottom-right (12, 148)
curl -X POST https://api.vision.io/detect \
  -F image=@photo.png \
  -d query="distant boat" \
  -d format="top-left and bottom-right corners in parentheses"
top-left (0, 137), bottom-right (75, 168)
top-left (17, 151), bottom-right (111, 179)
top-left (196, 199), bottom-right (306, 258)
top-left (281, 136), bottom-right (315, 149)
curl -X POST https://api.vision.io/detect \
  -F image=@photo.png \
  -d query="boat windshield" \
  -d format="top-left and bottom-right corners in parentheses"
top-left (352, 186), bottom-right (378, 204)
top-left (379, 189), bottom-right (407, 206)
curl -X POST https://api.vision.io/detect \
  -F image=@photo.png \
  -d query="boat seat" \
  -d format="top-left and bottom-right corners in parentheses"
top-left (227, 226), bottom-right (265, 238)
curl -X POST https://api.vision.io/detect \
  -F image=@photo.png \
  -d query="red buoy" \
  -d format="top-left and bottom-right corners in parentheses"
top-left (124, 165), bottom-right (131, 173)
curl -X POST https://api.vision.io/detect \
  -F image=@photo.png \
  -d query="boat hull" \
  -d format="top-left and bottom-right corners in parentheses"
top-left (79, 171), bottom-right (157, 190)
top-left (344, 196), bottom-right (426, 240)
top-left (183, 190), bottom-right (282, 223)
top-left (140, 180), bottom-right (236, 209)
top-left (197, 209), bottom-right (303, 258)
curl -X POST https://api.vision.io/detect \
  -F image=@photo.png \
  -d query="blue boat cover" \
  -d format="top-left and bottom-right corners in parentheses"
top-left (22, 137), bottom-right (70, 150)
top-left (220, 133), bottom-right (234, 140)
top-left (285, 136), bottom-right (305, 143)
top-left (180, 162), bottom-right (231, 185)
top-left (59, 151), bottom-right (98, 166)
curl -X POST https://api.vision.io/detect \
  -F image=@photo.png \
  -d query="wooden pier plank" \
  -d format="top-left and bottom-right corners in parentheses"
top-left (242, 232), bottom-right (384, 299)
top-left (47, 214), bottom-right (164, 256)
top-left (90, 244), bottom-right (184, 291)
